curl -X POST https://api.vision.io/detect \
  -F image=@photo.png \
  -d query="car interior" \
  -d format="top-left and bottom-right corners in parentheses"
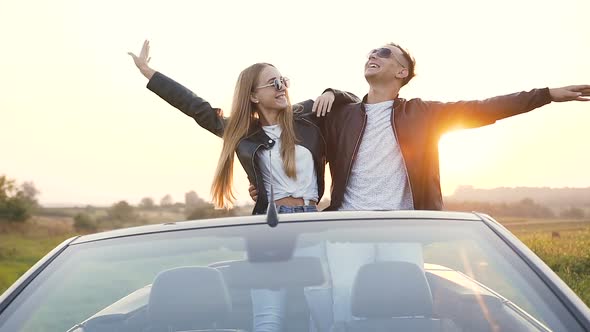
top-left (76, 256), bottom-right (547, 332)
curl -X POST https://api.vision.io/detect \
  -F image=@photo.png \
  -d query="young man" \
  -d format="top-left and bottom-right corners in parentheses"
top-left (254, 43), bottom-right (589, 211)
top-left (250, 44), bottom-right (589, 327)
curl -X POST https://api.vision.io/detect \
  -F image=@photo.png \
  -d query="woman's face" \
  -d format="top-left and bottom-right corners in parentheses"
top-left (251, 66), bottom-right (289, 111)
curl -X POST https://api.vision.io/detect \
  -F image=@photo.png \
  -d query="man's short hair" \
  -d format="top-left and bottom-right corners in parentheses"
top-left (388, 42), bottom-right (416, 86)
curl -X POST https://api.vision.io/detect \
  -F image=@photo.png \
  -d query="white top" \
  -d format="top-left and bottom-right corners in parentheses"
top-left (339, 100), bottom-right (414, 210)
top-left (256, 124), bottom-right (319, 203)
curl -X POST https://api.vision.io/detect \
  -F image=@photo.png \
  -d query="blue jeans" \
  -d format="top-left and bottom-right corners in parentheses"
top-left (277, 205), bottom-right (319, 213)
top-left (251, 205), bottom-right (330, 332)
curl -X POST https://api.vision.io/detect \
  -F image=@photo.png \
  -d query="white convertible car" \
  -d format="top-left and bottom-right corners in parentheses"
top-left (0, 211), bottom-right (589, 332)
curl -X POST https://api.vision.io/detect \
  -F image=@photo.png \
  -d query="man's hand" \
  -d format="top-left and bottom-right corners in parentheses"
top-left (549, 85), bottom-right (590, 102)
top-left (248, 184), bottom-right (258, 202)
top-left (128, 40), bottom-right (156, 80)
top-left (312, 91), bottom-right (336, 117)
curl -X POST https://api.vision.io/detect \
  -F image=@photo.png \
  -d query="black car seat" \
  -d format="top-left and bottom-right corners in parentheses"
top-left (145, 266), bottom-right (243, 332)
top-left (333, 261), bottom-right (458, 332)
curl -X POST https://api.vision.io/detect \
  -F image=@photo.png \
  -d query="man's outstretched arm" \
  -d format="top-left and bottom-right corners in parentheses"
top-left (426, 85), bottom-right (590, 133)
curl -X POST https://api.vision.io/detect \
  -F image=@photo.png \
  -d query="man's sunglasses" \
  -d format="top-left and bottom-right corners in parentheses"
top-left (255, 77), bottom-right (290, 91)
top-left (368, 48), bottom-right (407, 68)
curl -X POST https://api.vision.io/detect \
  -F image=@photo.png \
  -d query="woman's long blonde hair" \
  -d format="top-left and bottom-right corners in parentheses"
top-left (211, 63), bottom-right (298, 209)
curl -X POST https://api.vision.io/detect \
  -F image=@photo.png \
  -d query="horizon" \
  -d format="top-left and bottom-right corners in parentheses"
top-left (36, 184), bottom-right (590, 208)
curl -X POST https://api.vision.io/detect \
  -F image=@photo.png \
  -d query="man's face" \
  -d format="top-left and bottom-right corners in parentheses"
top-left (364, 45), bottom-right (408, 83)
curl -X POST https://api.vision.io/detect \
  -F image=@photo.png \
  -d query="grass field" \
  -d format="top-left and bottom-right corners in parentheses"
top-left (1, 215), bottom-right (589, 308)
top-left (0, 217), bottom-right (77, 293)
top-left (501, 218), bottom-right (590, 306)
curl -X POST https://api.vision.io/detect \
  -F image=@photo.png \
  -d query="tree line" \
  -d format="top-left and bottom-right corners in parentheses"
top-left (1, 174), bottom-right (246, 232)
top-left (444, 198), bottom-right (588, 219)
top-left (2, 174), bottom-right (587, 233)
top-left (0, 175), bottom-right (39, 222)
top-left (71, 192), bottom-right (244, 232)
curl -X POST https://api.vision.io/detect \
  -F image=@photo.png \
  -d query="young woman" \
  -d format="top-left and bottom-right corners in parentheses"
top-left (129, 40), bottom-right (358, 215)
top-left (129, 40), bottom-right (358, 332)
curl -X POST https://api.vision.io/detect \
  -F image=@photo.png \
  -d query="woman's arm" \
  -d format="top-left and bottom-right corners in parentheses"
top-left (129, 40), bottom-right (226, 137)
top-left (321, 89), bottom-right (361, 110)
top-left (146, 73), bottom-right (226, 137)
top-left (295, 89), bottom-right (360, 118)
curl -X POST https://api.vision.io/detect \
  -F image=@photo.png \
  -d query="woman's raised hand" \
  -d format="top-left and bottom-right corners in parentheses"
top-left (128, 40), bottom-right (156, 80)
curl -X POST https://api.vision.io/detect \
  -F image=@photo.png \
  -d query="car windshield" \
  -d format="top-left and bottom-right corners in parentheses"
top-left (0, 217), bottom-right (583, 332)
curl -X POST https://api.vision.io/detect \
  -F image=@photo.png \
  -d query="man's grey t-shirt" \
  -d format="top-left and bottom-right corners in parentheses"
top-left (339, 100), bottom-right (414, 210)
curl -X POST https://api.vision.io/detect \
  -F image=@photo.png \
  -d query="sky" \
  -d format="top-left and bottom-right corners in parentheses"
top-left (1, 0), bottom-right (589, 207)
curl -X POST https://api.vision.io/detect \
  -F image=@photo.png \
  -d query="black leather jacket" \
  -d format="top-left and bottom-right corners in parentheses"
top-left (323, 88), bottom-right (553, 211)
top-left (147, 72), bottom-right (359, 214)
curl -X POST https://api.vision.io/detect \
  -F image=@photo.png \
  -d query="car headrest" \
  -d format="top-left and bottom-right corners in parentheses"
top-left (147, 266), bottom-right (231, 329)
top-left (351, 261), bottom-right (433, 318)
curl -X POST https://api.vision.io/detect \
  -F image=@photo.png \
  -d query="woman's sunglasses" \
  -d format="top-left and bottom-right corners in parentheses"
top-left (367, 48), bottom-right (407, 68)
top-left (255, 77), bottom-right (290, 91)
